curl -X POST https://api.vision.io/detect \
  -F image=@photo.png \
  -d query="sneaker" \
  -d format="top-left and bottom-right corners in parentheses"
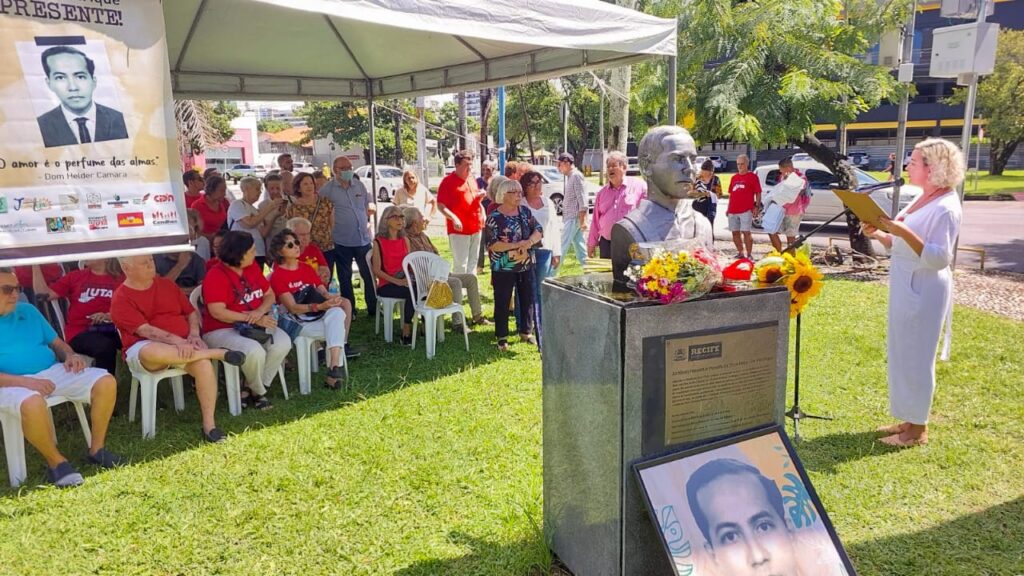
top-left (85, 447), bottom-right (125, 469)
top-left (344, 344), bottom-right (361, 359)
top-left (223, 350), bottom-right (246, 367)
top-left (202, 427), bottom-right (227, 443)
top-left (47, 461), bottom-right (84, 488)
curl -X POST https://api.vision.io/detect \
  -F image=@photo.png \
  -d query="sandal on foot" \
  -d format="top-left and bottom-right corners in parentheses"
top-left (251, 394), bottom-right (272, 410)
top-left (879, 433), bottom-right (927, 447)
top-left (202, 427), bottom-right (227, 443)
top-left (85, 447), bottom-right (125, 469)
top-left (324, 366), bottom-right (346, 390)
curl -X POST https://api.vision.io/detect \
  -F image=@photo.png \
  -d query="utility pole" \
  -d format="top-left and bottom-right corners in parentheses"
top-left (892, 0), bottom-right (918, 216)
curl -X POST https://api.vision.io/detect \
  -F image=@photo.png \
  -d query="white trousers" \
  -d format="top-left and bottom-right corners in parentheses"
top-left (449, 232), bottom-right (481, 275)
top-left (202, 327), bottom-right (291, 395)
top-left (297, 307), bottom-right (347, 351)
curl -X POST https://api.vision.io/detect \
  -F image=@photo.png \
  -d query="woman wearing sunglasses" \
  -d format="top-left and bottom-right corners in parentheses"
top-left (268, 229), bottom-right (352, 390)
top-left (370, 206), bottom-right (415, 345)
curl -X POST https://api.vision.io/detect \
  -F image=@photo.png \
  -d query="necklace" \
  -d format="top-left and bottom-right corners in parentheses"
top-left (904, 187), bottom-right (951, 216)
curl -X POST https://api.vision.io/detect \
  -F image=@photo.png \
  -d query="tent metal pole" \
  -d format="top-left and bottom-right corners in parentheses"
top-left (369, 91), bottom-right (379, 233)
top-left (667, 55), bottom-right (677, 125)
top-left (498, 86), bottom-right (506, 173)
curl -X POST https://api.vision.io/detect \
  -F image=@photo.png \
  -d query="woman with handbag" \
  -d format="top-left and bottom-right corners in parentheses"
top-left (400, 206), bottom-right (490, 331)
top-left (268, 230), bottom-right (353, 390)
top-left (201, 231), bottom-right (291, 410)
top-left (486, 178), bottom-right (543, 352)
top-left (285, 172), bottom-right (335, 272)
top-left (370, 206), bottom-right (416, 346)
top-left (31, 259), bottom-right (124, 375)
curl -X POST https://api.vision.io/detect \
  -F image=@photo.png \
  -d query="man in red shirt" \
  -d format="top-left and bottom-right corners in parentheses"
top-left (437, 149), bottom-right (484, 276)
top-left (111, 254), bottom-right (245, 443)
top-left (725, 154), bottom-right (762, 259)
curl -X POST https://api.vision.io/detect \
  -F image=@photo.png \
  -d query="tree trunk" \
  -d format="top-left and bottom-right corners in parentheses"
top-left (457, 92), bottom-right (468, 150)
top-left (989, 138), bottom-right (1019, 176)
top-left (478, 88), bottom-right (493, 167)
top-left (792, 134), bottom-right (876, 258)
top-left (608, 66), bottom-right (632, 152)
top-left (518, 86), bottom-right (537, 164)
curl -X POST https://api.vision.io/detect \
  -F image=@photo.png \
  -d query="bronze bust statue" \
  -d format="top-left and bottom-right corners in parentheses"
top-left (611, 125), bottom-right (712, 290)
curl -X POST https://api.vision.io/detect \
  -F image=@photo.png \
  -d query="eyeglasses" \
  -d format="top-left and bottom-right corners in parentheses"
top-left (388, 214), bottom-right (404, 219)
top-left (0, 285), bottom-right (23, 296)
top-left (284, 241), bottom-right (299, 249)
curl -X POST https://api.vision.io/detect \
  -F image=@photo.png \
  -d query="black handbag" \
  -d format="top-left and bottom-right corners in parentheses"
top-left (293, 285), bottom-right (326, 320)
top-left (233, 322), bottom-right (272, 344)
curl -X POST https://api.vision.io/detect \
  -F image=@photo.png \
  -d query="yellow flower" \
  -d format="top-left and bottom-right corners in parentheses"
top-left (785, 263), bottom-right (824, 317)
top-left (757, 264), bottom-right (785, 284)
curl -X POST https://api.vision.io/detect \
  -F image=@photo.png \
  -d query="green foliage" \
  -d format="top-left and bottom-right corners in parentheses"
top-left (257, 119), bottom-right (292, 133)
top-left (488, 82), bottom-right (562, 159)
top-left (298, 100), bottom-right (418, 163)
top-left (209, 100), bottom-right (240, 142)
top-left (676, 0), bottom-right (910, 147)
top-left (428, 101), bottom-right (480, 160)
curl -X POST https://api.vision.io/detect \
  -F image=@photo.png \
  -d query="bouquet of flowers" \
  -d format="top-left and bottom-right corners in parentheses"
top-left (626, 240), bottom-right (722, 304)
top-left (754, 249), bottom-right (824, 317)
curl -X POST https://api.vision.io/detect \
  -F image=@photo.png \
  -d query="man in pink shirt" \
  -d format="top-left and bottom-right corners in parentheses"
top-left (587, 152), bottom-right (647, 259)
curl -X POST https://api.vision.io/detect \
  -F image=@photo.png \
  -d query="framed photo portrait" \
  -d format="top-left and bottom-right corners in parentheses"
top-left (633, 426), bottom-right (856, 576)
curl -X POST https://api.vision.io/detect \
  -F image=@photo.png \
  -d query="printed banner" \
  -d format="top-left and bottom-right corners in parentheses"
top-left (0, 0), bottom-right (188, 265)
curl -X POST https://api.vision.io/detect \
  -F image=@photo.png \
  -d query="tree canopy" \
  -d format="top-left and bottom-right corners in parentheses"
top-left (257, 119), bottom-right (292, 134)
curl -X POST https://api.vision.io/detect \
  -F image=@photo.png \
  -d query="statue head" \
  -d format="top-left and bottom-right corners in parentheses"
top-left (638, 125), bottom-right (699, 210)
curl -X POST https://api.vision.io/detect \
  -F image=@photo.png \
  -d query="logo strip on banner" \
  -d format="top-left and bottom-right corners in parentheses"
top-left (0, 0), bottom-right (188, 266)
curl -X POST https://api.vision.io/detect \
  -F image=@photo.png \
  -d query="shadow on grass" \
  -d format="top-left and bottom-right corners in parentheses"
top-left (2, 316), bottom-right (515, 496)
top-left (847, 497), bottom-right (1024, 575)
top-left (394, 531), bottom-right (569, 576)
top-left (793, 430), bottom-right (893, 475)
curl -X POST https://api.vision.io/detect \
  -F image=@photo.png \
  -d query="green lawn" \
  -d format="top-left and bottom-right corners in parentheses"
top-left (0, 241), bottom-right (1021, 575)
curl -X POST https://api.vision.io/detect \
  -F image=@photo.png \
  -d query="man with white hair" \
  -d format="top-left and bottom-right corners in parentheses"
top-left (111, 255), bottom-right (246, 443)
top-left (286, 217), bottom-right (330, 284)
top-left (0, 267), bottom-right (121, 487)
top-left (588, 151), bottom-right (647, 259)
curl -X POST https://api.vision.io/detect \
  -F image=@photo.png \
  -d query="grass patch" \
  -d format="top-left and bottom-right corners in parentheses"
top-left (0, 245), bottom-right (1021, 574)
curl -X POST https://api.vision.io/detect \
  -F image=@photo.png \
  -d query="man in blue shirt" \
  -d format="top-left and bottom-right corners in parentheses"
top-left (321, 156), bottom-right (377, 317)
top-left (0, 267), bottom-right (121, 487)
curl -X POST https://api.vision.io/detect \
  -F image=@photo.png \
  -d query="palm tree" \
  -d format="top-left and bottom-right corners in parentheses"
top-left (173, 99), bottom-right (221, 159)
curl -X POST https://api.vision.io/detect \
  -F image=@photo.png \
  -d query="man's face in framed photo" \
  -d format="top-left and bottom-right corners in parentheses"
top-left (693, 467), bottom-right (799, 576)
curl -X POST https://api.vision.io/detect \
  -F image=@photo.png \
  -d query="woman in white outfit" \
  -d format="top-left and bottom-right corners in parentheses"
top-left (862, 138), bottom-right (964, 447)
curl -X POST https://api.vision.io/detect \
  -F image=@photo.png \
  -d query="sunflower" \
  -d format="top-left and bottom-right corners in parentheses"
top-left (785, 262), bottom-right (824, 317)
top-left (757, 264), bottom-right (786, 284)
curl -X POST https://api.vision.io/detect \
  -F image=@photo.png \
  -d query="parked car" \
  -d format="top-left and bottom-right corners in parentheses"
top-left (536, 165), bottom-right (600, 216)
top-left (227, 164), bottom-right (256, 183)
top-left (753, 160), bottom-right (922, 226)
top-left (252, 165), bottom-right (270, 180)
top-left (847, 151), bottom-right (871, 169)
top-left (791, 153), bottom-right (812, 162)
top-left (292, 162), bottom-right (316, 174)
top-left (694, 155), bottom-right (708, 169)
top-left (354, 164), bottom-right (405, 202)
top-left (707, 155), bottom-right (726, 171)
top-left (626, 156), bottom-right (641, 176)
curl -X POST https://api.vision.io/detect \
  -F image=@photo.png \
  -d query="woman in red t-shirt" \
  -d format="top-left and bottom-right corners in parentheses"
top-left (190, 175), bottom-right (231, 239)
top-left (31, 259), bottom-right (124, 374)
top-left (370, 206), bottom-right (415, 345)
top-left (269, 229), bottom-right (353, 389)
top-left (200, 231), bottom-right (291, 409)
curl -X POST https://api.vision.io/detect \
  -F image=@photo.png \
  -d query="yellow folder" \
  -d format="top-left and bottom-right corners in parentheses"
top-left (834, 189), bottom-right (891, 229)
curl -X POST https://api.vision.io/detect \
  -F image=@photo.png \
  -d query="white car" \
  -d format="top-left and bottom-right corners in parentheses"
top-left (536, 166), bottom-right (600, 216)
top-left (707, 155), bottom-right (726, 171)
top-left (354, 164), bottom-right (406, 202)
top-left (754, 160), bottom-right (921, 225)
top-left (292, 162), bottom-right (316, 174)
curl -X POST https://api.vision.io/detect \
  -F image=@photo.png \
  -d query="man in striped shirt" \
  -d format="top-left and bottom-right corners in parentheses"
top-left (557, 153), bottom-right (588, 266)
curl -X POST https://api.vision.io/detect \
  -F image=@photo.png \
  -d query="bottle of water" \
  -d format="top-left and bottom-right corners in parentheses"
top-left (269, 304), bottom-right (279, 321)
top-left (328, 278), bottom-right (340, 296)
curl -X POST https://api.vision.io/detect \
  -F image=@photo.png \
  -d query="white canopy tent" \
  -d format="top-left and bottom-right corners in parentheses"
top-left (165, 0), bottom-right (678, 205)
top-left (165, 0), bottom-right (677, 103)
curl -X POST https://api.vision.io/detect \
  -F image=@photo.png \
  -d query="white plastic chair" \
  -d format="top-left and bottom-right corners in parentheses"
top-left (47, 299), bottom-right (95, 368)
top-left (2, 395), bottom-right (91, 487)
top-left (402, 252), bottom-right (469, 359)
top-left (127, 365), bottom-right (187, 439)
top-left (189, 287), bottom-right (289, 414)
top-left (369, 250), bottom-right (404, 343)
top-left (295, 330), bottom-right (347, 394)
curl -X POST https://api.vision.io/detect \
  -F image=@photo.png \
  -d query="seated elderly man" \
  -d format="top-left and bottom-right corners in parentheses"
top-left (111, 255), bottom-right (245, 443)
top-left (0, 267), bottom-right (121, 487)
top-left (287, 217), bottom-right (331, 285)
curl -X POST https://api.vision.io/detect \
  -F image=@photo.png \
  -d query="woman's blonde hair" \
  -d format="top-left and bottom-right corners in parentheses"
top-left (376, 205), bottom-right (406, 239)
top-left (402, 170), bottom-right (418, 190)
top-left (493, 177), bottom-right (522, 204)
top-left (915, 138), bottom-right (965, 190)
